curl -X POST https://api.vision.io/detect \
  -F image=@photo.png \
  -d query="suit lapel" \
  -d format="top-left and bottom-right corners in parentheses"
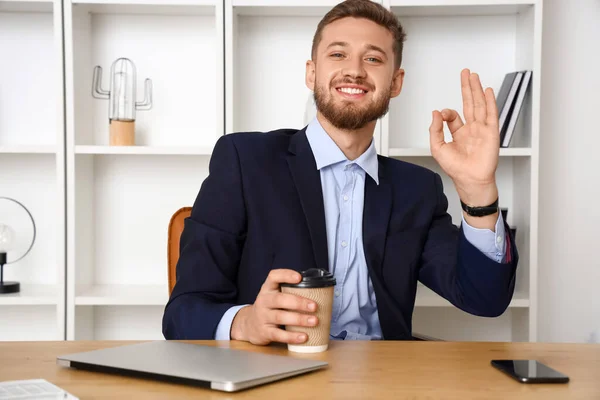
top-left (363, 160), bottom-right (392, 277)
top-left (286, 130), bottom-right (329, 272)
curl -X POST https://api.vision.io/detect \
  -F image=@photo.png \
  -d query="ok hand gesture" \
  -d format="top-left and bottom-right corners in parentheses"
top-left (429, 68), bottom-right (500, 213)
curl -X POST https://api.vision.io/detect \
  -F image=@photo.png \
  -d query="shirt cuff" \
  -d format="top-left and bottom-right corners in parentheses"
top-left (461, 212), bottom-right (507, 263)
top-left (214, 304), bottom-right (250, 340)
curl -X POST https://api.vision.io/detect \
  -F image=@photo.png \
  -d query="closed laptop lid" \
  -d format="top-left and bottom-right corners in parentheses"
top-left (56, 341), bottom-right (328, 392)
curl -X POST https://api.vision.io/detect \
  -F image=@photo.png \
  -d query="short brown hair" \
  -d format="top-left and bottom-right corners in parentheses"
top-left (311, 0), bottom-right (407, 68)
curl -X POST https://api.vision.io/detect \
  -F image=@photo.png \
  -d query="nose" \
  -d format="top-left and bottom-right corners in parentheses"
top-left (341, 56), bottom-right (366, 79)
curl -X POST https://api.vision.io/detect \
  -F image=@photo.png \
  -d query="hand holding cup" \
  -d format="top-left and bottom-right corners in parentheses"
top-left (230, 269), bottom-right (320, 346)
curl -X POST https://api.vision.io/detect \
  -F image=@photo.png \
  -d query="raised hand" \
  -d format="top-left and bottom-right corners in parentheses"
top-left (429, 68), bottom-right (500, 215)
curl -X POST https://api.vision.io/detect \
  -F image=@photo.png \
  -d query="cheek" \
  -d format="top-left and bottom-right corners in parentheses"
top-left (316, 65), bottom-right (341, 84)
top-left (373, 75), bottom-right (394, 94)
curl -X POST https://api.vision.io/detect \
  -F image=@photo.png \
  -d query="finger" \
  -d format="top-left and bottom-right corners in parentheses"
top-left (484, 87), bottom-right (499, 129)
top-left (470, 72), bottom-right (487, 122)
top-left (440, 109), bottom-right (464, 135)
top-left (264, 292), bottom-right (317, 313)
top-left (261, 269), bottom-right (302, 292)
top-left (269, 310), bottom-right (319, 328)
top-left (429, 110), bottom-right (445, 155)
top-left (268, 327), bottom-right (308, 345)
top-left (461, 68), bottom-right (474, 123)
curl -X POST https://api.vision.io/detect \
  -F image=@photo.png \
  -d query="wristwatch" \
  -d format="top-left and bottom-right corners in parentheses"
top-left (460, 198), bottom-right (499, 217)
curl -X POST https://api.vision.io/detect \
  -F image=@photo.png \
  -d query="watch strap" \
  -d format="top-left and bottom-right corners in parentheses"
top-left (460, 197), bottom-right (499, 217)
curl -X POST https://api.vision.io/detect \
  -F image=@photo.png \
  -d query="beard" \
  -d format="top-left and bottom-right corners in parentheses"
top-left (314, 77), bottom-right (392, 131)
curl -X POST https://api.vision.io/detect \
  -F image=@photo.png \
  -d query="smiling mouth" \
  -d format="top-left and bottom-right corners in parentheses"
top-left (337, 87), bottom-right (368, 95)
top-left (334, 83), bottom-right (372, 101)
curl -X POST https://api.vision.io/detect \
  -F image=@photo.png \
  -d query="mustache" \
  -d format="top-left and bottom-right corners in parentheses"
top-left (331, 78), bottom-right (374, 91)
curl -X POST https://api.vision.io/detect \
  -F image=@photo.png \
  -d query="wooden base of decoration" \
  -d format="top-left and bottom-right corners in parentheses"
top-left (109, 120), bottom-right (135, 146)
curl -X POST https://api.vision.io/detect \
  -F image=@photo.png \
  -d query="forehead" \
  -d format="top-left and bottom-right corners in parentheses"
top-left (318, 17), bottom-right (394, 53)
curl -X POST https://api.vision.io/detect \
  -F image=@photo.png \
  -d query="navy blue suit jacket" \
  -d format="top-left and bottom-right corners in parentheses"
top-left (162, 127), bottom-right (518, 340)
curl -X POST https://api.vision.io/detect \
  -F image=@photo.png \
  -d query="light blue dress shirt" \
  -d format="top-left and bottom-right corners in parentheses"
top-left (214, 117), bottom-right (507, 340)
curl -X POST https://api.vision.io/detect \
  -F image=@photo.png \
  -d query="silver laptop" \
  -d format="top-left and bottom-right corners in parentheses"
top-left (56, 341), bottom-right (327, 392)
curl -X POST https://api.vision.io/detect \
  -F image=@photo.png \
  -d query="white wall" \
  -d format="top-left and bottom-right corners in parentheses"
top-left (538, 0), bottom-right (600, 343)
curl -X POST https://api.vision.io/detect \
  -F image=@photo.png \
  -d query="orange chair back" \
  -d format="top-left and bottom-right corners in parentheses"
top-left (167, 207), bottom-right (192, 295)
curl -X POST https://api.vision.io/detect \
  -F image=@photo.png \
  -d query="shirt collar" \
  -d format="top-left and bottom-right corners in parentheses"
top-left (305, 117), bottom-right (379, 185)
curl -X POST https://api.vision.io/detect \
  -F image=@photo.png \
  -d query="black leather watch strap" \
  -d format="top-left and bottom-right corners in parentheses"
top-left (460, 197), bottom-right (499, 217)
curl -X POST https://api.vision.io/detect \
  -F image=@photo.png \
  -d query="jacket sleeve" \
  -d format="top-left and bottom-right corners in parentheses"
top-left (417, 173), bottom-right (519, 317)
top-left (162, 134), bottom-right (247, 339)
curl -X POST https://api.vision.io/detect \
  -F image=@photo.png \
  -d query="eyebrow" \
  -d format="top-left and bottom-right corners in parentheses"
top-left (326, 41), bottom-right (388, 57)
top-left (365, 44), bottom-right (387, 56)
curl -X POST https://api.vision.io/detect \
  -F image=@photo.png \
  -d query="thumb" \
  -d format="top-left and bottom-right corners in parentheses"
top-left (429, 110), bottom-right (445, 155)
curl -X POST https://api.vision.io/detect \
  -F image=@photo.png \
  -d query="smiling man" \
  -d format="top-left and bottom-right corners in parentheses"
top-left (163, 0), bottom-right (518, 343)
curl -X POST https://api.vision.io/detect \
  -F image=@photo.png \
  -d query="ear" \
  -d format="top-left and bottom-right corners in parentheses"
top-left (390, 68), bottom-right (405, 98)
top-left (305, 60), bottom-right (316, 91)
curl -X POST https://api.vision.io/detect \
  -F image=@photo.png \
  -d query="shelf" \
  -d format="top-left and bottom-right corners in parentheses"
top-left (71, 1), bottom-right (216, 15)
top-left (231, 0), bottom-right (337, 16)
top-left (0, 145), bottom-right (56, 154)
top-left (0, 284), bottom-right (59, 306)
top-left (391, 0), bottom-right (535, 17)
top-left (389, 148), bottom-right (532, 157)
top-left (233, 0), bottom-right (339, 6)
top-left (0, 1), bottom-right (54, 13)
top-left (75, 284), bottom-right (168, 305)
top-left (416, 284), bottom-right (529, 308)
top-left (75, 145), bottom-right (214, 155)
top-left (73, 0), bottom-right (216, 5)
top-left (499, 148), bottom-right (532, 156)
top-left (392, 0), bottom-right (535, 4)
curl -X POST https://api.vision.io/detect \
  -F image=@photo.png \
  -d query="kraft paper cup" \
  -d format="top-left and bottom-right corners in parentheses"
top-left (280, 268), bottom-right (336, 353)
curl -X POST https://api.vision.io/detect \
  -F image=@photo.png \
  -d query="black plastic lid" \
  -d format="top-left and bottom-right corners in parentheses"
top-left (280, 268), bottom-right (336, 289)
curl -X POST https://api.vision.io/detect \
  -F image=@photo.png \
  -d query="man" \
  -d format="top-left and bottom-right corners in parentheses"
top-left (162, 0), bottom-right (518, 343)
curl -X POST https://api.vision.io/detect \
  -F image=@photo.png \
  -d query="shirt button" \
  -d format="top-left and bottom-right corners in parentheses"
top-left (341, 241), bottom-right (348, 248)
top-left (335, 291), bottom-right (340, 297)
top-left (496, 236), bottom-right (503, 244)
top-left (343, 195), bottom-right (349, 201)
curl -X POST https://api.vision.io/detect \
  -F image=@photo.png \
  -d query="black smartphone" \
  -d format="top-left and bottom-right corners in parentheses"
top-left (491, 360), bottom-right (569, 384)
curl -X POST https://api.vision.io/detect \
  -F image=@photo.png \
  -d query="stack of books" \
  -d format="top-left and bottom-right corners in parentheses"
top-left (495, 70), bottom-right (532, 147)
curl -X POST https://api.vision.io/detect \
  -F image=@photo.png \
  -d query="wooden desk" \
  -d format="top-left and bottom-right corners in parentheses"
top-left (1, 340), bottom-right (599, 399)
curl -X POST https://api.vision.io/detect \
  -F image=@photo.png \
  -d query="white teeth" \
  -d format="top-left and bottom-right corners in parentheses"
top-left (339, 87), bottom-right (365, 94)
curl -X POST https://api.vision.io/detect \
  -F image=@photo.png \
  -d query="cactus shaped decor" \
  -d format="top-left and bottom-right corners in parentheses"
top-left (92, 58), bottom-right (152, 146)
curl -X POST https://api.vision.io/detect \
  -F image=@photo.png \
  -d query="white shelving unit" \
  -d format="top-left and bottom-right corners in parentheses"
top-left (2, 0), bottom-right (541, 342)
top-left (382, 0), bottom-right (542, 342)
top-left (0, 0), bottom-right (65, 340)
top-left (63, 0), bottom-right (223, 340)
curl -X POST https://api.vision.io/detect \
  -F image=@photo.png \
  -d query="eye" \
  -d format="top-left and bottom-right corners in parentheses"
top-left (366, 57), bottom-right (382, 63)
top-left (330, 52), bottom-right (344, 58)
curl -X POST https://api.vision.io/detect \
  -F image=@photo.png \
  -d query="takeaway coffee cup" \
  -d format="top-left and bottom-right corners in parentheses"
top-left (280, 268), bottom-right (336, 353)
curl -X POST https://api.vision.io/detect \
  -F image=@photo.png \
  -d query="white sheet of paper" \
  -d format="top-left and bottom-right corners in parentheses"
top-left (0, 379), bottom-right (79, 399)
